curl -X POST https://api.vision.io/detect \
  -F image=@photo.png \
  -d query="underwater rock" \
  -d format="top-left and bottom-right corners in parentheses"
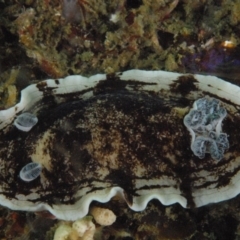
top-left (0, 70), bottom-right (240, 221)
top-left (61, 0), bottom-right (82, 23)
top-left (90, 207), bottom-right (116, 226)
top-left (53, 216), bottom-right (96, 240)
top-left (181, 44), bottom-right (240, 79)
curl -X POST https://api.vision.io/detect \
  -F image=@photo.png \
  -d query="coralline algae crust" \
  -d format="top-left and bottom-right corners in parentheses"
top-left (0, 70), bottom-right (240, 221)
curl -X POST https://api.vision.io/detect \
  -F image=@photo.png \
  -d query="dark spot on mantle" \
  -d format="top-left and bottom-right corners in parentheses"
top-left (55, 79), bottom-right (60, 84)
top-left (94, 74), bottom-right (126, 94)
top-left (170, 75), bottom-right (198, 96)
top-left (106, 169), bottom-right (134, 191)
top-left (94, 73), bottom-right (157, 95)
top-left (36, 81), bottom-right (47, 89)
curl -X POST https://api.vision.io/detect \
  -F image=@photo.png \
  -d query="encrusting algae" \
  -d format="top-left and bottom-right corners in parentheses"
top-left (1, 0), bottom-right (240, 79)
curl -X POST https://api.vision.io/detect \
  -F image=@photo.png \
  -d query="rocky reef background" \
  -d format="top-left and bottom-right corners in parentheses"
top-left (1, 0), bottom-right (240, 105)
top-left (1, 0), bottom-right (240, 239)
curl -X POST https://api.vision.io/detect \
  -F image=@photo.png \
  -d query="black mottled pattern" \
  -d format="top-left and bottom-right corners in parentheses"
top-left (0, 75), bottom-right (239, 209)
top-left (170, 75), bottom-right (198, 96)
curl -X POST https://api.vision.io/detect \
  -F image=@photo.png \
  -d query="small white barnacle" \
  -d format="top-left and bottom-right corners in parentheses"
top-left (184, 97), bottom-right (229, 161)
top-left (216, 133), bottom-right (229, 149)
top-left (183, 109), bottom-right (205, 129)
top-left (191, 135), bottom-right (227, 161)
top-left (193, 97), bottom-right (209, 110)
top-left (20, 162), bottom-right (42, 182)
top-left (14, 112), bottom-right (38, 132)
top-left (191, 136), bottom-right (208, 159)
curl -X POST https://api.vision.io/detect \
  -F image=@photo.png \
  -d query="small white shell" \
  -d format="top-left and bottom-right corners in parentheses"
top-left (20, 162), bottom-right (42, 182)
top-left (14, 112), bottom-right (38, 132)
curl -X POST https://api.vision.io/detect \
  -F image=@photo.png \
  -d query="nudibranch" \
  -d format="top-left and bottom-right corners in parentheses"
top-left (0, 69), bottom-right (240, 221)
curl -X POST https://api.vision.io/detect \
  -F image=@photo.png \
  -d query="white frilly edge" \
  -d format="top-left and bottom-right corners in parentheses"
top-left (0, 186), bottom-right (187, 221)
top-left (0, 69), bottom-right (240, 220)
top-left (0, 74), bottom-right (106, 129)
top-left (1, 70), bottom-right (240, 129)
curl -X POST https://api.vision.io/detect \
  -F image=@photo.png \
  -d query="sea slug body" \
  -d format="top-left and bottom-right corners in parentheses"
top-left (0, 70), bottom-right (239, 220)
